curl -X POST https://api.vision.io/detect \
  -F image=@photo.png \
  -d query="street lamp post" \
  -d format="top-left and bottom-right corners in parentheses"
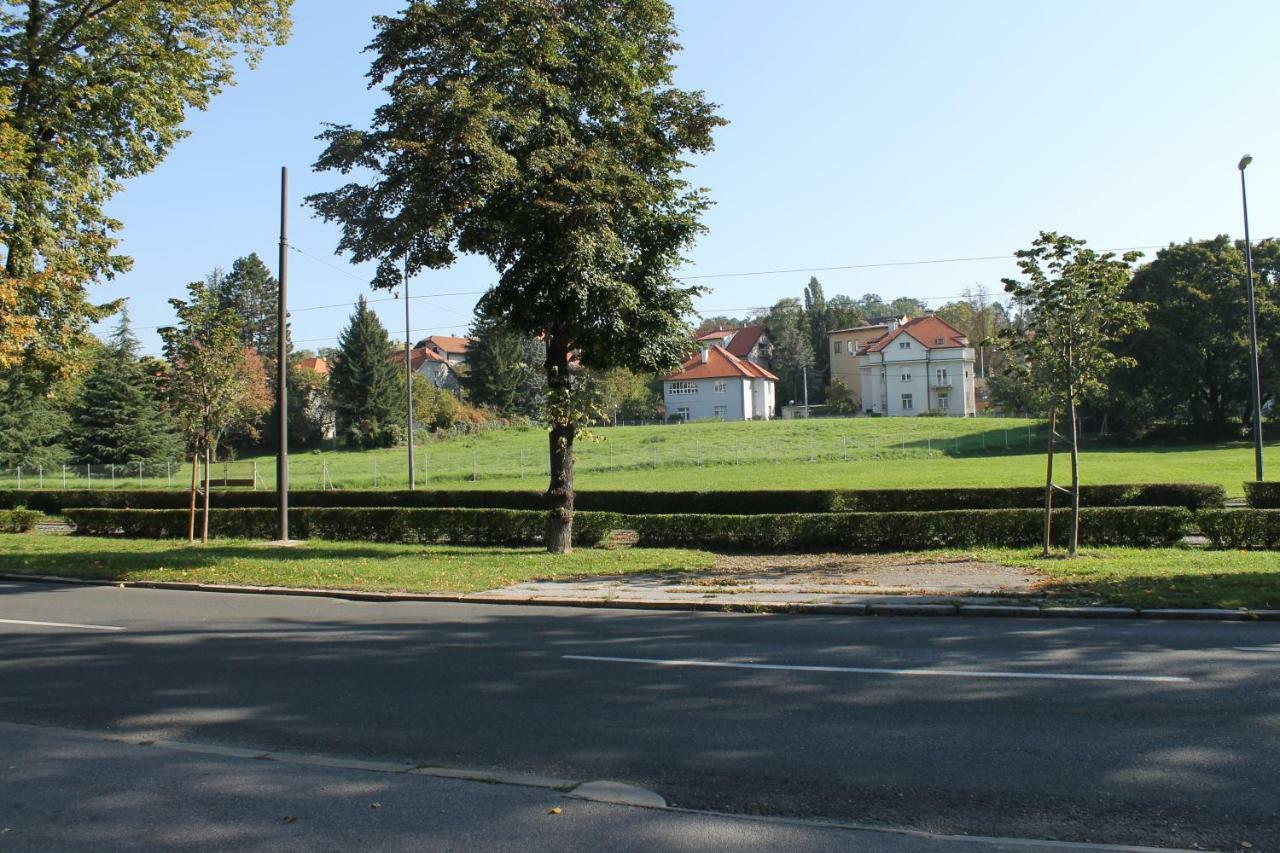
top-left (1238, 154), bottom-right (1265, 481)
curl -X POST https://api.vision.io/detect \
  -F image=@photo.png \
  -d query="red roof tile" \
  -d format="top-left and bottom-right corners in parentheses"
top-left (694, 325), bottom-right (767, 359)
top-left (864, 316), bottom-right (969, 353)
top-left (297, 356), bottom-right (329, 375)
top-left (419, 335), bottom-right (471, 354)
top-left (663, 345), bottom-right (779, 382)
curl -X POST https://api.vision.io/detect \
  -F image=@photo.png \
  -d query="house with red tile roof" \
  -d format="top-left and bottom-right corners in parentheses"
top-left (297, 356), bottom-right (329, 375)
top-left (415, 334), bottom-right (472, 366)
top-left (694, 325), bottom-right (771, 367)
top-left (390, 345), bottom-right (461, 393)
top-left (855, 316), bottom-right (976, 416)
top-left (661, 345), bottom-right (778, 422)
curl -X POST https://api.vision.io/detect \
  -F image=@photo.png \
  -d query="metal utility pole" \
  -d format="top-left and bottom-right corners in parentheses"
top-left (277, 166), bottom-right (290, 540)
top-left (404, 255), bottom-right (415, 489)
top-left (802, 367), bottom-right (810, 418)
top-left (1239, 155), bottom-right (1265, 481)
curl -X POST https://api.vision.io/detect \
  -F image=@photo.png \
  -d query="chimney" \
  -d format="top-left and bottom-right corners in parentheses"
top-left (701, 348), bottom-right (709, 364)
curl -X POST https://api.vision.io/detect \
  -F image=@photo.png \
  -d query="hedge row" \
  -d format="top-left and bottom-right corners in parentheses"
top-left (1243, 482), bottom-right (1280, 509)
top-left (4, 482), bottom-right (1226, 515)
top-left (63, 506), bottom-right (1191, 551)
top-left (1197, 510), bottom-right (1280, 549)
top-left (0, 508), bottom-right (41, 533)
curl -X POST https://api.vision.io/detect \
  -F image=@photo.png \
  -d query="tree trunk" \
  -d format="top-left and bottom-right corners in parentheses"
top-left (545, 335), bottom-right (574, 554)
top-left (1067, 393), bottom-right (1081, 556)
top-left (1043, 408), bottom-right (1056, 557)
top-left (201, 443), bottom-right (211, 545)
top-left (187, 449), bottom-right (198, 543)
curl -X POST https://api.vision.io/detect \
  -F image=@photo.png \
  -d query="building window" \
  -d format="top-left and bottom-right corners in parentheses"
top-left (713, 380), bottom-right (727, 394)
top-left (713, 405), bottom-right (728, 420)
top-left (849, 340), bottom-right (857, 353)
top-left (935, 337), bottom-right (945, 345)
top-left (899, 341), bottom-right (911, 349)
top-left (936, 368), bottom-right (948, 385)
top-left (668, 381), bottom-right (697, 396)
top-left (938, 394), bottom-right (949, 409)
top-left (901, 394), bottom-right (913, 411)
top-left (834, 341), bottom-right (843, 354)
top-left (675, 407), bottom-right (691, 421)
top-left (900, 371), bottom-right (911, 382)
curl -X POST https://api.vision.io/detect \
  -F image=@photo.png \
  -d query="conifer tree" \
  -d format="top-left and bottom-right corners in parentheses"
top-left (463, 310), bottom-right (546, 419)
top-left (215, 253), bottom-right (282, 364)
top-left (69, 309), bottom-right (181, 466)
top-left (329, 296), bottom-right (403, 448)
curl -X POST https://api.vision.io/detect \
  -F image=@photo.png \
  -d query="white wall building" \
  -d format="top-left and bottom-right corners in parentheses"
top-left (857, 316), bottom-right (977, 417)
top-left (662, 345), bottom-right (777, 422)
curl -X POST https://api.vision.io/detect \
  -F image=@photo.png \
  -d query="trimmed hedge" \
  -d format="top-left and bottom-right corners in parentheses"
top-left (5, 482), bottom-right (1225, 515)
top-left (0, 508), bottom-right (41, 533)
top-left (63, 505), bottom-right (1191, 551)
top-left (1243, 482), bottom-right (1280, 509)
top-left (1197, 510), bottom-right (1280, 550)
top-left (63, 507), bottom-right (620, 547)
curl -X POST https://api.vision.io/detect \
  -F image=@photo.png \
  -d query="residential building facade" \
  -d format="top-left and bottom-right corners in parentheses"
top-left (390, 346), bottom-right (462, 393)
top-left (827, 317), bottom-right (905, 410)
top-left (662, 345), bottom-right (777, 422)
top-left (856, 316), bottom-right (977, 417)
top-left (415, 335), bottom-right (471, 366)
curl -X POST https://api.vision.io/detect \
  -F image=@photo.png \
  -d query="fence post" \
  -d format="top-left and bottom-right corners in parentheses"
top-left (15, 465), bottom-right (20, 488)
top-left (373, 459), bottom-right (379, 488)
top-left (695, 438), bottom-right (701, 466)
top-left (252, 460), bottom-right (258, 490)
top-left (927, 437), bottom-right (931, 452)
top-left (519, 448), bottom-right (525, 480)
top-left (471, 449), bottom-right (477, 482)
top-left (166, 461), bottom-right (172, 488)
top-left (735, 443), bottom-right (740, 465)
top-left (86, 464), bottom-right (91, 488)
top-left (110, 464), bottom-right (115, 488)
top-left (608, 444), bottom-right (613, 470)
top-left (1027, 426), bottom-right (1032, 447)
top-left (808, 433), bottom-right (815, 462)
top-left (38, 466), bottom-right (43, 488)
top-left (652, 446), bottom-right (657, 469)
top-left (1004, 430), bottom-right (1009, 449)
top-left (62, 464), bottom-right (67, 489)
top-left (138, 461), bottom-right (143, 487)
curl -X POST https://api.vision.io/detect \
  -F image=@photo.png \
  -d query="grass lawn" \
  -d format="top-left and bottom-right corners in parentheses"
top-left (978, 547), bottom-right (1280, 610)
top-left (1, 534), bottom-right (1277, 609)
top-left (4, 416), bottom-right (1275, 496)
top-left (0, 534), bottom-right (714, 594)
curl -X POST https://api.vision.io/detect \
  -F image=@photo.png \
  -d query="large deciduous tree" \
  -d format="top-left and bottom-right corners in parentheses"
top-left (997, 232), bottom-right (1147, 556)
top-left (1107, 236), bottom-right (1280, 438)
top-left (0, 1), bottom-right (291, 379)
top-left (308, 0), bottom-right (724, 552)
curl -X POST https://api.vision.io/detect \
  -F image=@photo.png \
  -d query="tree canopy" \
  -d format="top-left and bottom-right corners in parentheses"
top-left (308, 0), bottom-right (724, 551)
top-left (0, 1), bottom-right (291, 379)
top-left (329, 296), bottom-right (403, 448)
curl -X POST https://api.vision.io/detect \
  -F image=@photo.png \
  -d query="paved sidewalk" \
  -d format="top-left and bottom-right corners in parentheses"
top-left (0, 722), bottom-right (1169, 853)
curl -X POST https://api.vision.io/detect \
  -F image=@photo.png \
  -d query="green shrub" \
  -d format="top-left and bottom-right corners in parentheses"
top-left (6, 482), bottom-right (1224, 515)
top-left (0, 509), bottom-right (42, 533)
top-left (628, 507), bottom-right (1190, 551)
top-left (63, 506), bottom-right (1189, 551)
top-left (62, 507), bottom-right (619, 547)
top-left (1243, 482), bottom-right (1280, 509)
top-left (1196, 510), bottom-right (1280, 549)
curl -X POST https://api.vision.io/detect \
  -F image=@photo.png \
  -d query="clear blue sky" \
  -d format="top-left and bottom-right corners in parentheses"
top-left (106, 0), bottom-right (1280, 356)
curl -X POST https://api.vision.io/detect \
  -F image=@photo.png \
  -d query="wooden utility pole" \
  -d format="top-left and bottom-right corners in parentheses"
top-left (404, 255), bottom-right (415, 489)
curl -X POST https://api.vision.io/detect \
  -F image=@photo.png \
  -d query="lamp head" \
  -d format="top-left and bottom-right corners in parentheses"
top-left (1239, 154), bottom-right (1254, 171)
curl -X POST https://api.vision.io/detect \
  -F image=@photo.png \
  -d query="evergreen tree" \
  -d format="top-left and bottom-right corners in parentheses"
top-left (70, 309), bottom-right (182, 466)
top-left (803, 277), bottom-right (829, 393)
top-left (0, 365), bottom-right (71, 468)
top-left (329, 296), bottom-right (403, 448)
top-left (463, 310), bottom-right (546, 419)
top-left (762, 298), bottom-right (814, 409)
top-left (215, 253), bottom-right (281, 363)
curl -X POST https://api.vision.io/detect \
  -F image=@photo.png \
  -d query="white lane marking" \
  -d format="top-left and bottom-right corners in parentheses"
top-left (1234, 646), bottom-right (1280, 653)
top-left (563, 655), bottom-right (1192, 684)
top-left (0, 617), bottom-right (125, 632)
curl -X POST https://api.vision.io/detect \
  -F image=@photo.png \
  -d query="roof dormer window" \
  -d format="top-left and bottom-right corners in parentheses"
top-left (935, 337), bottom-right (944, 345)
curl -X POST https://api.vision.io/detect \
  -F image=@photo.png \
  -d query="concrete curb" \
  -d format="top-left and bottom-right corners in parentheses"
top-left (2, 571), bottom-right (1272, 622)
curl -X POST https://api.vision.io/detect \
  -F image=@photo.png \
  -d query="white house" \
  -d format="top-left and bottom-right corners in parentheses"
top-left (857, 316), bottom-right (977, 416)
top-left (662, 345), bottom-right (778, 422)
top-left (390, 345), bottom-right (461, 394)
top-left (693, 324), bottom-right (772, 367)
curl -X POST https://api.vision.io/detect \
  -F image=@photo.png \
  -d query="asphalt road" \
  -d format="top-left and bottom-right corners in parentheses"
top-left (2, 580), bottom-right (1278, 850)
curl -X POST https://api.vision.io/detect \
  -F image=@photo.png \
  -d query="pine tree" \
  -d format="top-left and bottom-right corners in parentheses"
top-left (329, 296), bottom-right (403, 448)
top-left (463, 310), bottom-right (546, 419)
top-left (803, 277), bottom-right (829, 394)
top-left (69, 309), bottom-right (182, 466)
top-left (0, 365), bottom-right (70, 469)
top-left (214, 253), bottom-right (282, 365)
